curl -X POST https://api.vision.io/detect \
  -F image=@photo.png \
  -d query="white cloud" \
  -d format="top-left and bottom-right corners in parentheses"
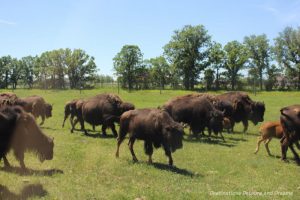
top-left (0, 19), bottom-right (16, 25)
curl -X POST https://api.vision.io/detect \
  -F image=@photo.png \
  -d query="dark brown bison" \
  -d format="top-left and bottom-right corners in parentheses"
top-left (163, 95), bottom-right (225, 140)
top-left (62, 99), bottom-right (80, 127)
top-left (216, 92), bottom-right (265, 133)
top-left (79, 93), bottom-right (135, 136)
top-left (20, 96), bottom-right (53, 125)
top-left (0, 106), bottom-right (54, 169)
top-left (116, 108), bottom-right (184, 166)
top-left (280, 105), bottom-right (300, 164)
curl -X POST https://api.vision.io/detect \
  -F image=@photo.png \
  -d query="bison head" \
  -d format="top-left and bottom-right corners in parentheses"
top-left (164, 123), bottom-right (184, 152)
top-left (119, 102), bottom-right (135, 114)
top-left (209, 109), bottom-right (225, 134)
top-left (249, 101), bottom-right (265, 125)
top-left (14, 112), bottom-right (54, 162)
top-left (45, 103), bottom-right (53, 118)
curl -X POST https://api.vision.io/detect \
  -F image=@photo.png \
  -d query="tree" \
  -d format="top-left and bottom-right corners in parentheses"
top-left (223, 41), bottom-right (248, 90)
top-left (65, 49), bottom-right (97, 89)
top-left (9, 58), bottom-right (23, 89)
top-left (204, 68), bottom-right (214, 90)
top-left (113, 45), bottom-right (143, 91)
top-left (0, 56), bottom-right (13, 88)
top-left (265, 64), bottom-right (281, 91)
top-left (244, 34), bottom-right (270, 90)
top-left (20, 56), bottom-right (37, 88)
top-left (274, 27), bottom-right (300, 89)
top-left (147, 56), bottom-right (170, 89)
top-left (164, 25), bottom-right (211, 90)
top-left (208, 42), bottom-right (224, 90)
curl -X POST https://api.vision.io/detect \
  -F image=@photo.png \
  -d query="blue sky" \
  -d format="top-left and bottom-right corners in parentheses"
top-left (0, 0), bottom-right (299, 76)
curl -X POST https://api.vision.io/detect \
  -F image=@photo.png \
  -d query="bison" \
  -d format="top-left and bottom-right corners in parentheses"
top-left (254, 121), bottom-right (283, 155)
top-left (19, 96), bottom-right (52, 125)
top-left (78, 93), bottom-right (135, 136)
top-left (216, 92), bottom-right (265, 133)
top-left (0, 106), bottom-right (54, 169)
top-left (280, 105), bottom-right (300, 164)
top-left (163, 95), bottom-right (225, 140)
top-left (115, 108), bottom-right (184, 166)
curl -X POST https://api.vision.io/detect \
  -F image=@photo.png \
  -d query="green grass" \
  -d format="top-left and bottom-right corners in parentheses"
top-left (0, 88), bottom-right (300, 200)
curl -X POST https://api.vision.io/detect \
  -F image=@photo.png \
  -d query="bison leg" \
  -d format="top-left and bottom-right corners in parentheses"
top-left (242, 120), bottom-right (248, 133)
top-left (93, 125), bottom-right (96, 131)
top-left (101, 124), bottom-right (107, 136)
top-left (3, 156), bottom-right (11, 168)
top-left (219, 132), bottom-right (225, 141)
top-left (231, 121), bottom-right (235, 133)
top-left (254, 136), bottom-right (264, 154)
top-left (62, 115), bottom-right (68, 128)
top-left (110, 123), bottom-right (118, 137)
top-left (144, 141), bottom-right (153, 164)
top-left (115, 136), bottom-right (126, 158)
top-left (14, 151), bottom-right (26, 169)
top-left (264, 138), bottom-right (272, 156)
top-left (281, 137), bottom-right (289, 161)
top-left (162, 143), bottom-right (173, 166)
top-left (289, 143), bottom-right (300, 164)
top-left (128, 137), bottom-right (138, 162)
top-left (40, 114), bottom-right (45, 126)
top-left (71, 118), bottom-right (78, 133)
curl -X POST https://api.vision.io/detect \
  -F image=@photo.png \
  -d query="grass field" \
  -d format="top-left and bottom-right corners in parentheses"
top-left (0, 88), bottom-right (299, 200)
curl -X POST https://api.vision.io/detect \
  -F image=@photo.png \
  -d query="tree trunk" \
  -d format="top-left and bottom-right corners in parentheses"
top-left (216, 68), bottom-right (219, 90)
top-left (260, 68), bottom-right (263, 91)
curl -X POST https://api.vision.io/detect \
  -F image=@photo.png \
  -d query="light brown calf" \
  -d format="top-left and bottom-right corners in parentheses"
top-left (255, 121), bottom-right (283, 155)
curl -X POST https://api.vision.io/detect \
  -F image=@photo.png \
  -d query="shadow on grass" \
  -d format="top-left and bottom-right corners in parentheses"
top-left (0, 184), bottom-right (47, 200)
top-left (40, 126), bottom-right (58, 131)
top-left (152, 162), bottom-right (201, 178)
top-left (83, 132), bottom-right (116, 139)
top-left (183, 136), bottom-right (237, 147)
top-left (1, 166), bottom-right (63, 176)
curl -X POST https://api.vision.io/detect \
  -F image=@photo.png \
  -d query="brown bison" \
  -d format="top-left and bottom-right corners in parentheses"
top-left (216, 92), bottom-right (265, 133)
top-left (115, 108), bottom-right (184, 166)
top-left (280, 105), bottom-right (300, 164)
top-left (0, 106), bottom-right (54, 169)
top-left (62, 99), bottom-right (88, 133)
top-left (79, 93), bottom-right (135, 136)
top-left (163, 95), bottom-right (225, 140)
top-left (255, 121), bottom-right (283, 155)
top-left (20, 96), bottom-right (52, 125)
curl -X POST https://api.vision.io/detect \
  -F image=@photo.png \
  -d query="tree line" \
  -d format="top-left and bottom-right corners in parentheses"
top-left (114, 25), bottom-right (300, 91)
top-left (0, 48), bottom-right (102, 89)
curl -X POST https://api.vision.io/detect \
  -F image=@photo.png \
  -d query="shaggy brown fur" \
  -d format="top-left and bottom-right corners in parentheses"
top-left (116, 108), bottom-right (183, 166)
top-left (254, 121), bottom-right (283, 155)
top-left (0, 106), bottom-right (54, 169)
top-left (20, 95), bottom-right (52, 125)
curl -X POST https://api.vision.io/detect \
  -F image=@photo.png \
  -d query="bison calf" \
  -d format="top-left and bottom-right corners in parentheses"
top-left (254, 121), bottom-right (283, 155)
top-left (0, 106), bottom-right (54, 170)
top-left (116, 109), bottom-right (184, 166)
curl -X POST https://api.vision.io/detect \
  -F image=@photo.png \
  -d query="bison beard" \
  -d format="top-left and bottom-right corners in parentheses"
top-left (115, 109), bottom-right (183, 166)
top-left (0, 106), bottom-right (54, 170)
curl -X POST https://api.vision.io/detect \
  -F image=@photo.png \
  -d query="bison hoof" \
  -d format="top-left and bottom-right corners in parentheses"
top-left (133, 157), bottom-right (138, 162)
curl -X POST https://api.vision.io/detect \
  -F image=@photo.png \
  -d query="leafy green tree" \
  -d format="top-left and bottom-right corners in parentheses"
top-left (265, 64), bottom-right (281, 91)
top-left (223, 41), bottom-right (248, 90)
top-left (9, 58), bottom-right (23, 89)
top-left (65, 49), bottom-right (97, 89)
top-left (274, 27), bottom-right (300, 89)
top-left (0, 56), bottom-right (13, 88)
top-left (204, 68), bottom-right (214, 90)
top-left (208, 42), bottom-right (224, 90)
top-left (244, 34), bottom-right (270, 90)
top-left (20, 56), bottom-right (37, 88)
top-left (113, 45), bottom-right (143, 91)
top-left (147, 56), bottom-right (170, 89)
top-left (164, 25), bottom-right (211, 90)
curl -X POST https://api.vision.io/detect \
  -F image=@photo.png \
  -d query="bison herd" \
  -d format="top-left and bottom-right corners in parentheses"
top-left (1, 91), bottom-right (300, 171)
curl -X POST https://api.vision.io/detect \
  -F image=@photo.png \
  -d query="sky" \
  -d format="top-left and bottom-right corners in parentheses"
top-left (0, 0), bottom-right (300, 76)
